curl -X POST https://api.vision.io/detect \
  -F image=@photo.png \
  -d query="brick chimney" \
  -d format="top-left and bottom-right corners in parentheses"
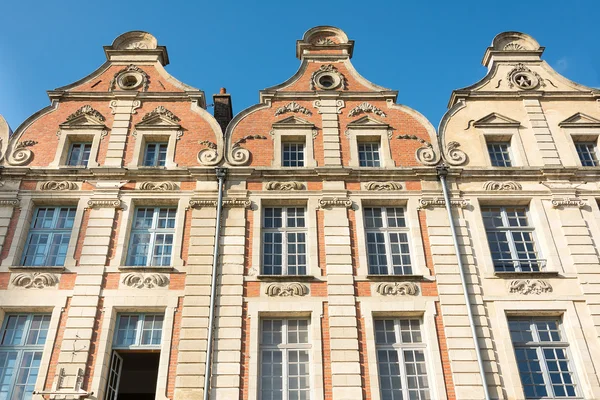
top-left (213, 88), bottom-right (233, 134)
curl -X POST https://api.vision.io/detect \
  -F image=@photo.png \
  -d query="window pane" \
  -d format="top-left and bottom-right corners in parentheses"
top-left (575, 142), bottom-right (599, 167)
top-left (358, 142), bottom-right (381, 167)
top-left (487, 142), bottom-right (512, 167)
top-left (283, 143), bottom-right (305, 167)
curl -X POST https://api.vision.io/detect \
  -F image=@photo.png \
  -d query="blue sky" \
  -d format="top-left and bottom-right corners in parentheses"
top-left (0, 0), bottom-right (598, 131)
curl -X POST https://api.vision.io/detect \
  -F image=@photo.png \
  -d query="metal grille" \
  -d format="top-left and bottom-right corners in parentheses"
top-left (262, 207), bottom-right (307, 275)
top-left (358, 142), bottom-right (381, 167)
top-left (21, 207), bottom-right (76, 267)
top-left (364, 207), bottom-right (412, 275)
top-left (282, 143), bottom-right (305, 167)
top-left (127, 207), bottom-right (176, 267)
top-left (375, 319), bottom-right (431, 400)
top-left (509, 317), bottom-right (578, 398)
top-left (260, 319), bottom-right (310, 400)
top-left (575, 142), bottom-right (599, 167)
top-left (487, 142), bottom-right (513, 167)
top-left (482, 206), bottom-right (544, 272)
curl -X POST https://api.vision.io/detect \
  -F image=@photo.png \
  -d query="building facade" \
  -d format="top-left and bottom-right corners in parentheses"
top-left (0, 26), bottom-right (599, 400)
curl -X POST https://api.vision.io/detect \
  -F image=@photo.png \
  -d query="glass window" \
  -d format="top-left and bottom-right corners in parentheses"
top-left (262, 207), bottom-right (307, 275)
top-left (260, 319), bottom-right (310, 400)
top-left (21, 207), bottom-right (76, 267)
top-left (66, 143), bottom-right (92, 166)
top-left (358, 142), bottom-right (381, 167)
top-left (575, 142), bottom-right (599, 167)
top-left (0, 314), bottom-right (51, 400)
top-left (143, 143), bottom-right (168, 167)
top-left (282, 143), bottom-right (305, 167)
top-left (487, 142), bottom-right (512, 167)
top-left (481, 206), bottom-right (544, 272)
top-left (375, 319), bottom-right (430, 400)
top-left (509, 317), bottom-right (578, 398)
top-left (126, 207), bottom-right (176, 267)
top-left (113, 313), bottom-right (164, 348)
top-left (364, 207), bottom-right (412, 275)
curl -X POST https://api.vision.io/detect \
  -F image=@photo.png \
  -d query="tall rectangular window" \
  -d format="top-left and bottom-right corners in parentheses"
top-left (143, 143), bottom-right (168, 167)
top-left (358, 142), bottom-right (381, 167)
top-left (106, 313), bottom-right (164, 400)
top-left (260, 319), bottom-right (310, 400)
top-left (21, 207), bottom-right (76, 267)
top-left (375, 319), bottom-right (430, 400)
top-left (127, 207), bottom-right (176, 267)
top-left (575, 142), bottom-right (599, 166)
top-left (482, 206), bottom-right (543, 272)
top-left (509, 317), bottom-right (578, 398)
top-left (487, 142), bottom-right (512, 167)
top-left (262, 207), bottom-right (307, 275)
top-left (0, 314), bottom-right (51, 400)
top-left (364, 207), bottom-right (412, 275)
top-left (66, 143), bottom-right (92, 166)
top-left (282, 143), bottom-right (305, 167)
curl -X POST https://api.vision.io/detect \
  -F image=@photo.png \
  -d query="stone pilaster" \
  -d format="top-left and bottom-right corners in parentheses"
top-left (314, 98), bottom-right (344, 166)
top-left (105, 98), bottom-right (140, 167)
top-left (523, 98), bottom-right (562, 166)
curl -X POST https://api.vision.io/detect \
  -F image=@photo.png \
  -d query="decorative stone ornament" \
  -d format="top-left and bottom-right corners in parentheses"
top-left (265, 181), bottom-right (305, 191)
top-left (509, 279), bottom-right (552, 295)
top-left (482, 181), bottom-right (522, 191)
top-left (142, 106), bottom-right (180, 123)
top-left (122, 273), bottom-right (170, 289)
top-left (364, 182), bottom-right (402, 191)
top-left (507, 63), bottom-right (545, 90)
top-left (318, 197), bottom-right (353, 209)
top-left (65, 105), bottom-right (105, 123)
top-left (265, 282), bottom-right (308, 297)
top-left (40, 181), bottom-right (78, 191)
top-left (310, 64), bottom-right (346, 90)
top-left (418, 197), bottom-right (469, 209)
top-left (397, 135), bottom-right (439, 166)
top-left (348, 102), bottom-right (387, 117)
top-left (551, 197), bottom-right (586, 208)
top-left (227, 135), bottom-right (268, 166)
top-left (188, 199), bottom-right (218, 208)
top-left (87, 199), bottom-right (121, 208)
top-left (0, 199), bottom-right (19, 207)
top-left (0, 140), bottom-right (38, 166)
top-left (275, 102), bottom-right (313, 116)
top-left (375, 282), bottom-right (419, 296)
top-left (110, 64), bottom-right (150, 91)
top-left (139, 181), bottom-right (178, 191)
top-left (222, 198), bottom-right (252, 208)
top-left (12, 272), bottom-right (59, 289)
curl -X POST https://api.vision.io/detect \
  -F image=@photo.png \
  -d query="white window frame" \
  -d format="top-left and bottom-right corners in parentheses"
top-left (111, 197), bottom-right (185, 269)
top-left (20, 206), bottom-right (77, 267)
top-left (346, 117), bottom-right (393, 168)
top-left (363, 206), bottom-right (412, 275)
top-left (355, 199), bottom-right (428, 278)
top-left (261, 206), bottom-right (308, 276)
top-left (126, 207), bottom-right (177, 267)
top-left (51, 131), bottom-right (101, 168)
top-left (374, 318), bottom-right (432, 400)
top-left (128, 131), bottom-right (178, 168)
top-left (574, 141), bottom-right (600, 167)
top-left (0, 313), bottom-right (52, 400)
top-left (486, 141), bottom-right (514, 167)
top-left (259, 318), bottom-right (311, 400)
top-left (272, 130), bottom-right (316, 168)
top-left (282, 141), bottom-right (306, 167)
top-left (481, 206), bottom-right (545, 272)
top-left (357, 141), bottom-right (382, 167)
top-left (112, 313), bottom-right (164, 349)
top-left (508, 317), bottom-right (579, 399)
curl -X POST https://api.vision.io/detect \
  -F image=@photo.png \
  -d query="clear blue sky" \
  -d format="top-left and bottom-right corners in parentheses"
top-left (0, 0), bottom-right (598, 131)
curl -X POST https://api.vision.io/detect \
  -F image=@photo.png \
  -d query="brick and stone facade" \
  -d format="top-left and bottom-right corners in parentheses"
top-left (0, 26), bottom-right (599, 400)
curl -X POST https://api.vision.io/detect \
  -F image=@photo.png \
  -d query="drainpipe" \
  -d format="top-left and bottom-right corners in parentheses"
top-left (437, 165), bottom-right (491, 400)
top-left (203, 167), bottom-right (227, 400)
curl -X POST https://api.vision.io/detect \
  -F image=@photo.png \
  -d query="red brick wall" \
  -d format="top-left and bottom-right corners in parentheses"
top-left (84, 297), bottom-right (104, 391)
top-left (59, 273), bottom-right (77, 290)
top-left (321, 303), bottom-right (332, 400)
top-left (0, 273), bottom-right (9, 290)
top-left (356, 303), bottom-right (372, 400)
top-left (44, 297), bottom-right (71, 390)
top-left (74, 209), bottom-right (91, 265)
top-left (316, 210), bottom-right (326, 275)
top-left (435, 301), bottom-right (456, 400)
top-left (181, 208), bottom-right (192, 265)
top-left (244, 209), bottom-right (253, 276)
top-left (107, 210), bottom-right (122, 263)
top-left (167, 297), bottom-right (183, 398)
top-left (240, 302), bottom-right (250, 400)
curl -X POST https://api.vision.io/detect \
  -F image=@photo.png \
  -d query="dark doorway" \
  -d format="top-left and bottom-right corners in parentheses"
top-left (116, 352), bottom-right (160, 400)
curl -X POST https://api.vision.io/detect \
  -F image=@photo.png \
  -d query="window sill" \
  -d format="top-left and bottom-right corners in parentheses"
top-left (366, 274), bottom-right (427, 281)
top-left (9, 266), bottom-right (65, 271)
top-left (257, 275), bottom-right (316, 282)
top-left (494, 271), bottom-right (561, 279)
top-left (119, 266), bottom-right (175, 272)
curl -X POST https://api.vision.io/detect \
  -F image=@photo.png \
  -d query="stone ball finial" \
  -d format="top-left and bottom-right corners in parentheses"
top-left (111, 31), bottom-right (158, 51)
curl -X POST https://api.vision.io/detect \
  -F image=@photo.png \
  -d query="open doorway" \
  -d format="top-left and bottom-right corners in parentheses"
top-left (107, 351), bottom-right (160, 400)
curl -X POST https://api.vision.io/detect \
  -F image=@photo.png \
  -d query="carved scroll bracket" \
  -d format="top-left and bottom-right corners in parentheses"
top-left (375, 282), bottom-right (419, 296)
top-left (265, 282), bottom-right (308, 297)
